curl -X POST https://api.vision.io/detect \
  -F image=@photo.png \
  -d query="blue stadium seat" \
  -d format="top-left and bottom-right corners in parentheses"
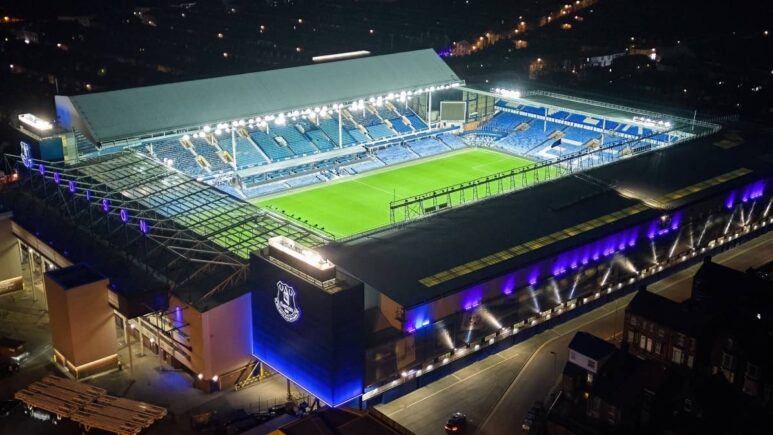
top-left (390, 118), bottom-right (412, 134)
top-left (366, 124), bottom-right (394, 140)
top-left (409, 138), bottom-right (449, 157)
top-left (148, 137), bottom-right (205, 176)
top-left (561, 127), bottom-right (601, 144)
top-left (520, 105), bottom-right (546, 116)
top-left (438, 133), bottom-right (467, 149)
top-left (348, 129), bottom-right (371, 143)
top-left (250, 130), bottom-right (295, 161)
top-left (407, 115), bottom-right (427, 130)
top-left (189, 137), bottom-right (231, 172)
top-left (375, 146), bottom-right (416, 165)
top-left (218, 136), bottom-right (267, 169)
top-left (320, 118), bottom-right (356, 146)
top-left (306, 129), bottom-right (336, 151)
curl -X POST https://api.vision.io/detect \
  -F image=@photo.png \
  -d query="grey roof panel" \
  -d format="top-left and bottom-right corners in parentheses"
top-left (59, 49), bottom-right (460, 143)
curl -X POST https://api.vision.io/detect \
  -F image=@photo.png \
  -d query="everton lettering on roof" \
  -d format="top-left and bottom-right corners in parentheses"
top-left (55, 49), bottom-right (462, 144)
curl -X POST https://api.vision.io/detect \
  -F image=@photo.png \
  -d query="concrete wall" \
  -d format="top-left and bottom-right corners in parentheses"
top-left (44, 270), bottom-right (117, 368)
top-left (202, 292), bottom-right (253, 378)
top-left (169, 292), bottom-right (253, 380)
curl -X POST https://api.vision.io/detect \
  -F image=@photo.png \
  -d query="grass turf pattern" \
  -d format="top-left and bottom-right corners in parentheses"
top-left (255, 148), bottom-right (536, 238)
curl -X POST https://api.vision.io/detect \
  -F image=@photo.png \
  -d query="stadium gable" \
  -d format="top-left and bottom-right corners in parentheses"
top-left (55, 49), bottom-right (461, 144)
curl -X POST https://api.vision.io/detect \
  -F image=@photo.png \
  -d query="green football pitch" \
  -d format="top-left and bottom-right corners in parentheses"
top-left (254, 148), bottom-right (536, 238)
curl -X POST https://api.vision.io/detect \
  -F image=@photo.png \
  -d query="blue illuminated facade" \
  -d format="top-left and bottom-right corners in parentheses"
top-left (249, 255), bottom-right (364, 407)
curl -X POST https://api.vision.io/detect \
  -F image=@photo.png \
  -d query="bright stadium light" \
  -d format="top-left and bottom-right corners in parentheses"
top-left (182, 134), bottom-right (190, 140)
top-left (275, 115), bottom-right (286, 126)
top-left (203, 125), bottom-right (211, 132)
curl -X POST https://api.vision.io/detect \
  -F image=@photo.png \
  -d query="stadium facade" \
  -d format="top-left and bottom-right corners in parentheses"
top-left (2, 49), bottom-right (771, 407)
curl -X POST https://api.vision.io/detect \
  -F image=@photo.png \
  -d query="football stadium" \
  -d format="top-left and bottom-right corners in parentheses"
top-left (3, 49), bottom-right (772, 408)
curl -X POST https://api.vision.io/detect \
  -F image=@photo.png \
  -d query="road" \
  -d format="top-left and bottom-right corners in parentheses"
top-left (377, 231), bottom-right (773, 435)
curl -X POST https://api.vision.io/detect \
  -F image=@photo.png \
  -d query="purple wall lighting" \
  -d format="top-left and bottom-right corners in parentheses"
top-left (501, 274), bottom-right (516, 295)
top-left (38, 164), bottom-right (45, 175)
top-left (725, 191), bottom-right (737, 210)
top-left (22, 157), bottom-right (32, 168)
top-left (85, 190), bottom-right (92, 201)
top-left (742, 181), bottom-right (766, 202)
top-left (101, 198), bottom-right (110, 213)
top-left (461, 285), bottom-right (484, 311)
top-left (68, 180), bottom-right (76, 193)
top-left (119, 209), bottom-right (129, 223)
top-left (139, 219), bottom-right (150, 234)
top-left (528, 270), bottom-right (539, 286)
top-left (404, 306), bottom-right (431, 333)
top-left (53, 172), bottom-right (61, 184)
top-left (551, 227), bottom-right (639, 277)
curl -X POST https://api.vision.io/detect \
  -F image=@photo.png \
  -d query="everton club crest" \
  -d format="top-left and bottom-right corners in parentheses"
top-left (274, 281), bottom-right (301, 323)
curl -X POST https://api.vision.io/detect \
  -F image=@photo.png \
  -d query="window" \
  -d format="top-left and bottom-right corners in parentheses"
top-left (587, 373), bottom-right (594, 384)
top-left (657, 328), bottom-right (665, 338)
top-left (630, 316), bottom-right (638, 327)
top-left (626, 330), bottom-right (634, 343)
top-left (672, 347), bottom-right (684, 364)
top-left (639, 335), bottom-right (647, 350)
top-left (646, 338), bottom-right (653, 352)
top-left (687, 355), bottom-right (693, 368)
top-left (654, 342), bottom-right (662, 355)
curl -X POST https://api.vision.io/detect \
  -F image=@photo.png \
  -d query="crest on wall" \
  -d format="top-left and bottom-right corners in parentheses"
top-left (274, 281), bottom-right (301, 323)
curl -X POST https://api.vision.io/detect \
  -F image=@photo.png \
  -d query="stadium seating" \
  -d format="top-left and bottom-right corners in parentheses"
top-left (407, 115), bottom-right (427, 130)
top-left (366, 124), bottom-right (394, 140)
top-left (390, 118), bottom-right (412, 134)
top-left (550, 111), bottom-right (571, 120)
top-left (245, 181), bottom-right (291, 198)
top-left (286, 173), bottom-right (323, 188)
top-left (408, 138), bottom-right (449, 157)
top-left (218, 136), bottom-right (268, 169)
top-left (188, 137), bottom-right (231, 172)
top-left (148, 137), bottom-right (204, 176)
top-left (319, 118), bottom-right (356, 146)
top-left (561, 126), bottom-right (601, 144)
top-left (350, 108), bottom-right (383, 127)
top-left (306, 129), bottom-right (336, 151)
top-left (273, 125), bottom-right (319, 156)
top-left (482, 112), bottom-right (531, 133)
top-left (250, 130), bottom-right (295, 161)
top-left (375, 145), bottom-right (417, 165)
top-left (348, 129), bottom-right (371, 143)
top-left (438, 133), bottom-right (467, 150)
top-left (520, 105), bottom-right (546, 116)
top-left (342, 158), bottom-right (385, 175)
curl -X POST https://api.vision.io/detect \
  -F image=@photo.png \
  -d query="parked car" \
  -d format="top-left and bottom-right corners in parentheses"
top-left (444, 412), bottom-right (467, 433)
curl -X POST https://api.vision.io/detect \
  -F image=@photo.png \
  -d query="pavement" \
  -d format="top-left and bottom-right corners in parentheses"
top-left (0, 264), bottom-right (296, 435)
top-left (377, 231), bottom-right (773, 435)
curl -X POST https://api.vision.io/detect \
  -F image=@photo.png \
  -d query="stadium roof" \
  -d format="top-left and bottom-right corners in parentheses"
top-left (321, 124), bottom-right (773, 308)
top-left (7, 152), bottom-right (327, 311)
top-left (55, 49), bottom-right (462, 144)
